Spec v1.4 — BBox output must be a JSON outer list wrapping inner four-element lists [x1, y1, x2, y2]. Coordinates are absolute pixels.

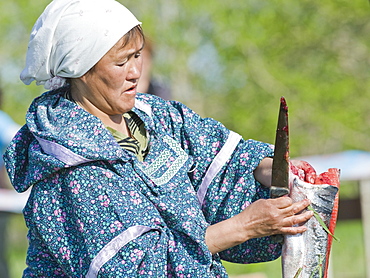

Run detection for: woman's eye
[[117, 52, 140, 66], [118, 59, 128, 66]]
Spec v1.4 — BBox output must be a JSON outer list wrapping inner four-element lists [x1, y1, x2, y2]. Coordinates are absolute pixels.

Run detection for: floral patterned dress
[[4, 88, 281, 277]]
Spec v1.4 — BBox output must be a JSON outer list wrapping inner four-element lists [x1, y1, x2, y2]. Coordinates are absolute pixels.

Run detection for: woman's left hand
[[290, 159, 317, 184], [254, 158, 317, 187]]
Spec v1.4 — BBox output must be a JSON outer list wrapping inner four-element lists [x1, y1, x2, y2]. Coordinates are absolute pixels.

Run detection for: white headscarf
[[20, 0, 141, 90]]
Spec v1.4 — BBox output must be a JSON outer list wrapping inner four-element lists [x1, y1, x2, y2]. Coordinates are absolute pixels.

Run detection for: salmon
[[282, 168, 340, 278]]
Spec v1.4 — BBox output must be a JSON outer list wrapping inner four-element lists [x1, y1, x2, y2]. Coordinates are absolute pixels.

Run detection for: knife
[[270, 96, 290, 199]]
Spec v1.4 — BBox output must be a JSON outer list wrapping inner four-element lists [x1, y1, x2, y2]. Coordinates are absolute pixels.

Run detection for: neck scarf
[[20, 0, 141, 90]]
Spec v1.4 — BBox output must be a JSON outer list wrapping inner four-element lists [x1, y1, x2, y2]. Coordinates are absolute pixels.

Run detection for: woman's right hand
[[236, 197, 313, 239], [205, 197, 313, 254]]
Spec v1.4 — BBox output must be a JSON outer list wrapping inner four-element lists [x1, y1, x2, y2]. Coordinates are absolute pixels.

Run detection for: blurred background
[[0, 0, 369, 277]]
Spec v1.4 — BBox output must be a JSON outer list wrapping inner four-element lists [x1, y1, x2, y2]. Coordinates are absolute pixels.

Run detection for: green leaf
[[294, 267, 303, 278], [307, 205, 340, 242]]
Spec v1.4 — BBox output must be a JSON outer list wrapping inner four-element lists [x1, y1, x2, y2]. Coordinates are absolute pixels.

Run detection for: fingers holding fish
[[269, 196, 309, 215], [274, 197, 313, 234], [235, 197, 313, 241], [279, 209, 314, 235], [281, 198, 310, 215], [272, 196, 293, 209]]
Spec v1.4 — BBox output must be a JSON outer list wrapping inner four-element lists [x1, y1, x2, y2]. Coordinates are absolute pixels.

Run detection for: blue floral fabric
[[4, 88, 281, 277]]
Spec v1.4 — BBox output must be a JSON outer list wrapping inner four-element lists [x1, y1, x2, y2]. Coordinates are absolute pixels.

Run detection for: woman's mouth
[[125, 85, 137, 94]]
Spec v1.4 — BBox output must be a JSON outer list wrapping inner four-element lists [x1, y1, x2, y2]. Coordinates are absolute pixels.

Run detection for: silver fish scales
[[282, 173, 339, 278]]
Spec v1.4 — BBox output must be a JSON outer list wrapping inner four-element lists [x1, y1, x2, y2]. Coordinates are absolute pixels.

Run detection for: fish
[[282, 168, 340, 278]]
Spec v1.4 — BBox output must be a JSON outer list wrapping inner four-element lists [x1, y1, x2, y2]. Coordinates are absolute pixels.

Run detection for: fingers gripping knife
[[270, 96, 290, 198], [270, 97, 290, 243]]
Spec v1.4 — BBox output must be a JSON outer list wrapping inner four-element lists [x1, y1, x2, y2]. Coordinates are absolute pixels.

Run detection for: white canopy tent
[[0, 188, 30, 213], [297, 150, 370, 181]]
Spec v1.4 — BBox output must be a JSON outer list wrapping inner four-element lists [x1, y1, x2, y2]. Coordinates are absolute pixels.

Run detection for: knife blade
[[270, 96, 290, 198]]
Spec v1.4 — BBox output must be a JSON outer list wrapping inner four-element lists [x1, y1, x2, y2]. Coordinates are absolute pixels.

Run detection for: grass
[[6, 215, 366, 278], [7, 213, 27, 278]]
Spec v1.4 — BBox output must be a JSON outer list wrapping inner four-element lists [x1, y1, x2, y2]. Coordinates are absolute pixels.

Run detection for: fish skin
[[282, 175, 339, 278], [317, 168, 340, 278]]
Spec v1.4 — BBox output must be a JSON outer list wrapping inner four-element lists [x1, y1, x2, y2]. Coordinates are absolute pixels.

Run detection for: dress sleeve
[[163, 100, 282, 263], [202, 139, 282, 263]]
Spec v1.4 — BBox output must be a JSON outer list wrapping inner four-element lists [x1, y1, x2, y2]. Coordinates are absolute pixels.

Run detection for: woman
[[5, 0, 315, 277]]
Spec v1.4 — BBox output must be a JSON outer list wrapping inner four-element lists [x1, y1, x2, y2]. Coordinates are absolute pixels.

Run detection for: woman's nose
[[127, 59, 142, 81]]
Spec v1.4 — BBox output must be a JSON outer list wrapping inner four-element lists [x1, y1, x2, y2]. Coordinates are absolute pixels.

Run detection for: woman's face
[[78, 35, 144, 116]]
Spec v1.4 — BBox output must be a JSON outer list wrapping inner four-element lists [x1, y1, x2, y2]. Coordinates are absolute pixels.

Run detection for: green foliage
[[129, 0, 369, 157], [1, 1, 369, 156], [0, 0, 49, 124]]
